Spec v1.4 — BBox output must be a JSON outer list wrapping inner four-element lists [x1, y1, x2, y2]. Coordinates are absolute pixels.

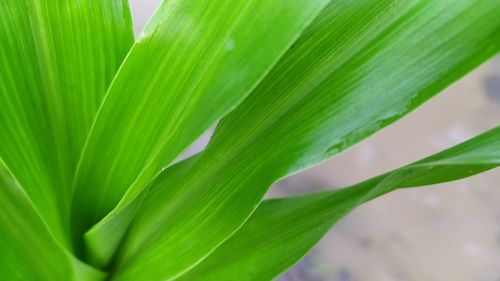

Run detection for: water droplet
[[225, 38, 235, 51]]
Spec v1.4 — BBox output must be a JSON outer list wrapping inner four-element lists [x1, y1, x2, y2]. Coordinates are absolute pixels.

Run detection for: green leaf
[[92, 0, 500, 280], [72, 0, 330, 250], [0, 162, 105, 281], [0, 0, 134, 246], [176, 126, 500, 281]]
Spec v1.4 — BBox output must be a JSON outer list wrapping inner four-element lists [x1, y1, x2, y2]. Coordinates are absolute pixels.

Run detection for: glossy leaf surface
[[93, 1, 500, 280], [0, 163, 105, 281], [71, 0, 330, 242], [178, 126, 500, 281], [0, 0, 134, 246]]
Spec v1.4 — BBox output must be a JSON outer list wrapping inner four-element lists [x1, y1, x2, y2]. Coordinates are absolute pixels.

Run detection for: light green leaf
[[0, 163, 105, 281], [72, 0, 330, 252], [176, 125, 500, 281], [0, 0, 134, 246], [93, 0, 500, 280]]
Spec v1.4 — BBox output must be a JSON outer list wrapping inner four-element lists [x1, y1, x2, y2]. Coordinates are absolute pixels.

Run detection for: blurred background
[[130, 2, 500, 280]]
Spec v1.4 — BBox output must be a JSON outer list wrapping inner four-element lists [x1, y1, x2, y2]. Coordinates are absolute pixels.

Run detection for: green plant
[[1, 0, 499, 280]]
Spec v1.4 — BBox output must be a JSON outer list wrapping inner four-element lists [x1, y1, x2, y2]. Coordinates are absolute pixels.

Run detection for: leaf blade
[[0, 0, 134, 246], [72, 0, 330, 254], [0, 163, 105, 281], [176, 126, 500, 281], [103, 0, 500, 279]]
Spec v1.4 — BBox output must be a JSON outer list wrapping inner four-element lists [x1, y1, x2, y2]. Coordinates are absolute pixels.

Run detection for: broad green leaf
[[0, 0, 134, 246], [176, 126, 500, 281], [0, 163, 105, 281], [96, 1, 500, 280], [72, 0, 330, 248]]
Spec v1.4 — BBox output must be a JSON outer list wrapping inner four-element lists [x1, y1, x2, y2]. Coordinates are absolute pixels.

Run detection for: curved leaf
[[176, 126, 500, 280], [0, 163, 105, 281], [96, 1, 500, 280], [0, 0, 134, 246], [71, 0, 331, 244]]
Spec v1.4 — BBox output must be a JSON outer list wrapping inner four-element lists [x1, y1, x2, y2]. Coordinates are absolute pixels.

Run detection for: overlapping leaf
[[1, 0, 498, 280], [88, 0, 500, 280], [177, 125, 500, 281], [71, 0, 330, 246], [0, 163, 105, 281], [0, 0, 134, 246]]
